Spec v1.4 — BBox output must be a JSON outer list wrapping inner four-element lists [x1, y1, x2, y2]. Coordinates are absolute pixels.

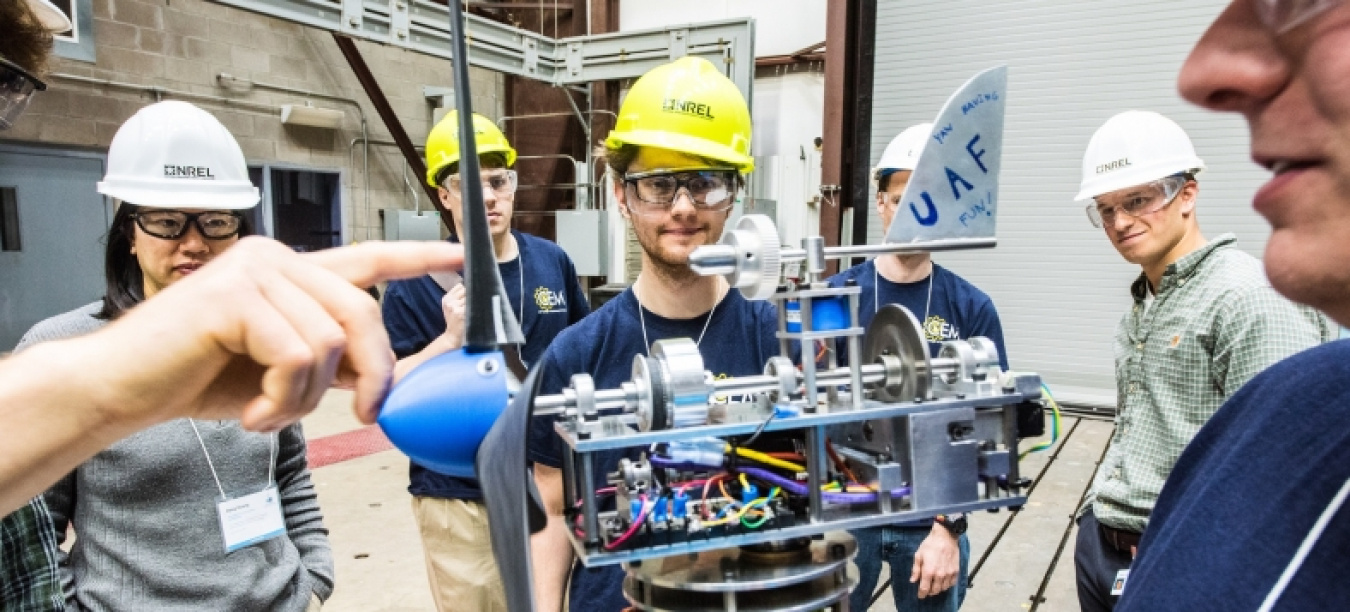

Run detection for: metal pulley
[[861, 304, 932, 402]]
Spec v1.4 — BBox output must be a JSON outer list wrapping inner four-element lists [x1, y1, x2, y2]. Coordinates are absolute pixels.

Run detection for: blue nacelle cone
[[378, 348, 510, 478]]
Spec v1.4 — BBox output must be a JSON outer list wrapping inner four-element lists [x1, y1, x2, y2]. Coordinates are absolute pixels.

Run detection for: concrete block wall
[[2, 0, 504, 243]]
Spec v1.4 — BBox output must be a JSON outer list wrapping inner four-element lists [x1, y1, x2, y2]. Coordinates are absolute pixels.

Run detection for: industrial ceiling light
[[280, 102, 345, 129]]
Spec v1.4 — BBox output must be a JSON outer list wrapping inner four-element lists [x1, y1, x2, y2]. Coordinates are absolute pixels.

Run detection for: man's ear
[[438, 186, 453, 206], [1179, 181, 1199, 216], [613, 178, 633, 222]]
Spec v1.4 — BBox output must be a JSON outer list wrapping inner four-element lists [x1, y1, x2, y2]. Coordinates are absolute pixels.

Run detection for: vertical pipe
[[847, 292, 864, 410], [807, 426, 826, 522], [802, 298, 818, 411], [580, 451, 600, 546]]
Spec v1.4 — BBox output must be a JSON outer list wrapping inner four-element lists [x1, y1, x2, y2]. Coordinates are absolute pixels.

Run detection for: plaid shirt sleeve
[[0, 498, 65, 611], [1213, 285, 1331, 396]]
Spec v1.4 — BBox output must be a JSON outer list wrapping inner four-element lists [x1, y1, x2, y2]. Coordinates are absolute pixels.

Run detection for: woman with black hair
[[14, 101, 334, 611]]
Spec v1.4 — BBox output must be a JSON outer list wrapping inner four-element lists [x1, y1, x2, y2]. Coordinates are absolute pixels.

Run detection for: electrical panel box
[[556, 209, 607, 277], [383, 209, 442, 242]]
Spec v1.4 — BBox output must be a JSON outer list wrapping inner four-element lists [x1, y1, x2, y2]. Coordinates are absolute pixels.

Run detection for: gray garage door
[[868, 1, 1272, 409]]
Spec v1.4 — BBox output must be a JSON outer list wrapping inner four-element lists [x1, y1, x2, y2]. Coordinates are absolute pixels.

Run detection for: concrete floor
[[304, 391, 1110, 612]]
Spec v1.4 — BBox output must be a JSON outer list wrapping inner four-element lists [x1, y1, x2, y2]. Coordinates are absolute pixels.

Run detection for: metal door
[[0, 147, 108, 351]]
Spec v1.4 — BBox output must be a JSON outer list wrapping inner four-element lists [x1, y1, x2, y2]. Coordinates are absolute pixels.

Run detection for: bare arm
[[531, 463, 574, 612], [0, 238, 464, 514], [393, 284, 466, 382]]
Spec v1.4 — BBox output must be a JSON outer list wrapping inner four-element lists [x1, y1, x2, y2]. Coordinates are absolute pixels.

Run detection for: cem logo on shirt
[[532, 286, 568, 314], [923, 315, 961, 343]]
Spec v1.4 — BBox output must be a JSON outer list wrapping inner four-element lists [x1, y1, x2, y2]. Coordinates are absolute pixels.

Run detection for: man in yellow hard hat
[[383, 111, 590, 612], [527, 56, 780, 611]]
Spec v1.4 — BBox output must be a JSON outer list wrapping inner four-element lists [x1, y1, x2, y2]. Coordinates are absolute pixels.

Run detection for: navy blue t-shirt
[[1117, 339, 1350, 612], [827, 260, 1009, 370], [383, 229, 590, 499], [528, 288, 779, 612]]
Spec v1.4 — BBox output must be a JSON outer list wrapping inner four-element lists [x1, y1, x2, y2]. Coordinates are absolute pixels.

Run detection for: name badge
[[1110, 569, 1130, 596], [216, 485, 286, 553]]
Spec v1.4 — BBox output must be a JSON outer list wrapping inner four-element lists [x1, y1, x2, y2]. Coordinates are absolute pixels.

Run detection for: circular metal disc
[[623, 532, 855, 593], [862, 304, 932, 401]]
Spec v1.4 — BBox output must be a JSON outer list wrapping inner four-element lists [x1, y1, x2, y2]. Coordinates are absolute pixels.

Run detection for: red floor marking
[[306, 425, 394, 469]]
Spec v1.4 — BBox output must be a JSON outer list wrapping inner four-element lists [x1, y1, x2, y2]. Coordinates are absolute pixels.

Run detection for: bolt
[[477, 358, 498, 376], [348, 16, 360, 26]]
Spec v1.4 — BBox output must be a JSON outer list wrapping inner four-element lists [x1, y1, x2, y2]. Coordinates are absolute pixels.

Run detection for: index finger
[[303, 241, 464, 288]]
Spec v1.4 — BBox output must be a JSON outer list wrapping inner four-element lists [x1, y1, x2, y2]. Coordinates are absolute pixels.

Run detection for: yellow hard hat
[[605, 56, 754, 174], [425, 111, 517, 187]]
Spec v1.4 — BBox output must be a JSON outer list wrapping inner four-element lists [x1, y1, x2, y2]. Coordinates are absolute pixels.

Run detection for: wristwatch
[[936, 513, 968, 536]]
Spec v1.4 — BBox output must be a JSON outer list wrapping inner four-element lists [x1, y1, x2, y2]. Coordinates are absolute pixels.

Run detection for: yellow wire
[[739, 473, 750, 489], [727, 445, 807, 473]]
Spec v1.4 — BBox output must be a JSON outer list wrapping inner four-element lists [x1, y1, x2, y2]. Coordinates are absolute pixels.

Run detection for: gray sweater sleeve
[[276, 423, 335, 601]]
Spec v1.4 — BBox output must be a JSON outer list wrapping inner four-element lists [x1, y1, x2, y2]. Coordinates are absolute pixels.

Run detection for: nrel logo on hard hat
[[661, 99, 715, 120], [163, 165, 216, 180], [1096, 158, 1131, 174]]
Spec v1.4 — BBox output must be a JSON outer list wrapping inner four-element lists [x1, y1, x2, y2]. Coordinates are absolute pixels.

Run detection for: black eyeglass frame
[[621, 167, 739, 214], [133, 210, 245, 240], [0, 55, 48, 93]]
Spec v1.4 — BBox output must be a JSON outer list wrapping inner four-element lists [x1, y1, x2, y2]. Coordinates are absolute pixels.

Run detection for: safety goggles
[[444, 169, 518, 197], [1087, 174, 1187, 229], [1254, 0, 1345, 33], [622, 168, 737, 216], [0, 55, 47, 131], [134, 210, 244, 240]]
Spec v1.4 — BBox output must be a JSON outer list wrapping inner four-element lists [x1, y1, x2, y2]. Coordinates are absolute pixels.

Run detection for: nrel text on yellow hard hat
[[605, 56, 754, 174], [425, 111, 517, 188]]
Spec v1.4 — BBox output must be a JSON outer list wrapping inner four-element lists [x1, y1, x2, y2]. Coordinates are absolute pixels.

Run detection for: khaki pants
[[412, 496, 508, 612]]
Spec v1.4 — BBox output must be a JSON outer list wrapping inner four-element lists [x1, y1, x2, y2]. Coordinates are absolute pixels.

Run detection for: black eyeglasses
[[0, 55, 48, 131], [622, 168, 737, 217], [134, 210, 244, 240]]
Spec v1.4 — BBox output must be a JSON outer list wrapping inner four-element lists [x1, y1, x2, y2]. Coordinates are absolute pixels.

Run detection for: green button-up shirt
[[1084, 234, 1331, 533]]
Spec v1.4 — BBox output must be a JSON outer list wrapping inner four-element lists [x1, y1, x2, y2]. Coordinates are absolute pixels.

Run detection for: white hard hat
[[25, 0, 72, 34], [1075, 110, 1205, 201], [874, 122, 934, 181], [98, 101, 259, 210]]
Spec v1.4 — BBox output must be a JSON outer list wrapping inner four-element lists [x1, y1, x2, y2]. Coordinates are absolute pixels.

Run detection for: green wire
[[1019, 383, 1062, 459]]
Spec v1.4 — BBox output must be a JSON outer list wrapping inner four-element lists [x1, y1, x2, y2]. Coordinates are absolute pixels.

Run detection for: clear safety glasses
[[1087, 174, 1187, 229], [623, 168, 737, 217], [135, 210, 244, 240], [445, 169, 518, 197], [1254, 0, 1345, 33], [0, 55, 47, 131]]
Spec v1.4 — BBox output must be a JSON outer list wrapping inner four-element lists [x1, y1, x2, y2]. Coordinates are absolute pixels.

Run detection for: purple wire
[[738, 466, 911, 504], [649, 456, 718, 471]]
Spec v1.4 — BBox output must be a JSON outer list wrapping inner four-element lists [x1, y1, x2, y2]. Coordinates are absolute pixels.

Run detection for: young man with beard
[[1117, 2, 1350, 609], [527, 56, 779, 611]]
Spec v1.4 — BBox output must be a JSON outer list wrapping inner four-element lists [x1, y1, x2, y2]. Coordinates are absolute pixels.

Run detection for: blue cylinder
[[811, 296, 849, 331], [377, 348, 509, 478], [652, 496, 669, 522], [785, 299, 802, 332], [630, 497, 644, 522]]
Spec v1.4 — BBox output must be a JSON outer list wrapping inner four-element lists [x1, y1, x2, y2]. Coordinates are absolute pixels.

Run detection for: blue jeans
[[849, 525, 970, 611]]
